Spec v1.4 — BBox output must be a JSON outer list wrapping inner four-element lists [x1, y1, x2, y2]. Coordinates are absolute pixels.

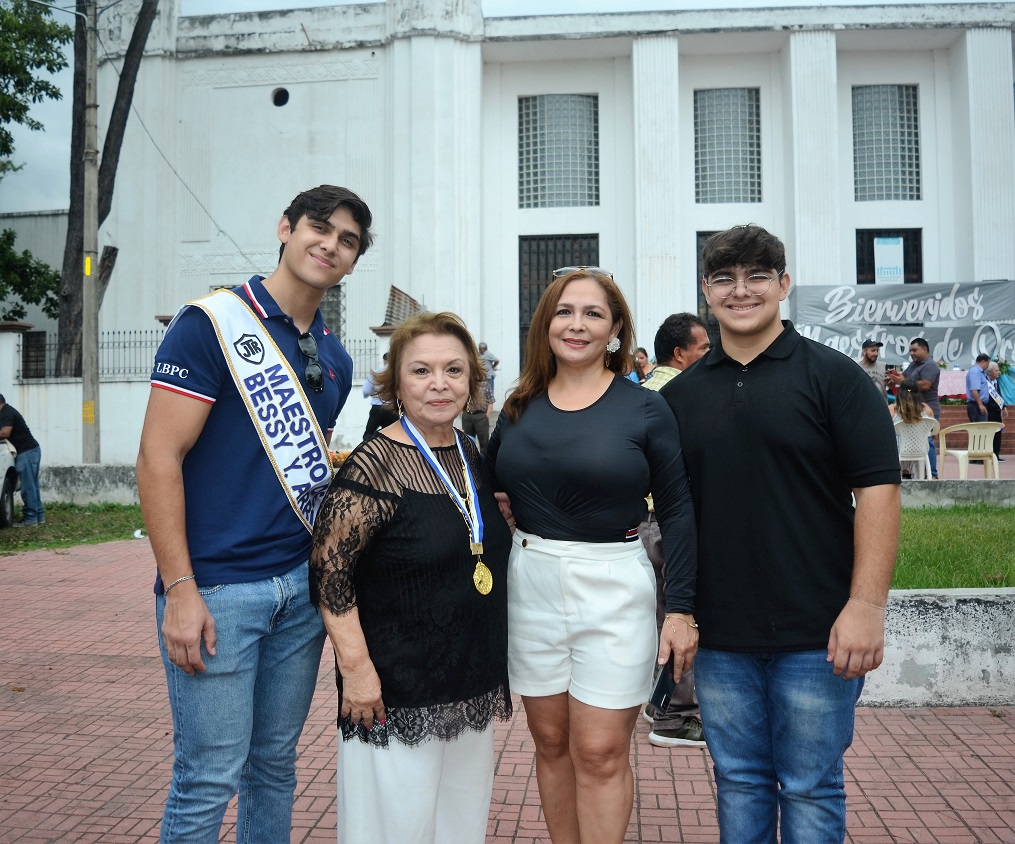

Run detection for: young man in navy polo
[[137, 185, 373, 841], [660, 224, 901, 843]]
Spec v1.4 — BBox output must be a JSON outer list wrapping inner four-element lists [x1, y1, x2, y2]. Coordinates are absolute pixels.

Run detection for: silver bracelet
[[164, 574, 197, 594]]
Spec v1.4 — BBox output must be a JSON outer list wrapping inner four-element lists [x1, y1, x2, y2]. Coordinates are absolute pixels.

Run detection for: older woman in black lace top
[[309, 312, 511, 844]]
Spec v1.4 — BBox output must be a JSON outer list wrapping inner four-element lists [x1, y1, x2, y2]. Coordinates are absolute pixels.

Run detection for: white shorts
[[507, 529, 657, 709]]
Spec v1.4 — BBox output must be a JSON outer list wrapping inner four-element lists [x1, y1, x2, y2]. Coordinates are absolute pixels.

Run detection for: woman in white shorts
[[485, 268, 698, 843]]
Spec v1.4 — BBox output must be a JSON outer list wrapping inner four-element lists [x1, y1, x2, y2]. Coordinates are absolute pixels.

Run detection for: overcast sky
[[0, 0, 997, 214]]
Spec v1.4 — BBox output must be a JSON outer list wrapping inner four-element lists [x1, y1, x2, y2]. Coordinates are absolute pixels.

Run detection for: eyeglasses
[[552, 266, 614, 280], [703, 270, 782, 299], [298, 332, 324, 393]]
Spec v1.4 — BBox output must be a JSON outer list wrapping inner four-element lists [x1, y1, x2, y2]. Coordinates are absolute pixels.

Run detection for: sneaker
[[648, 717, 706, 748], [641, 703, 656, 724], [13, 520, 39, 528]]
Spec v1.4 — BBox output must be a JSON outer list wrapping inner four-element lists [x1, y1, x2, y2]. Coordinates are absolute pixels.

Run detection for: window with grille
[[695, 231, 721, 345], [518, 95, 600, 209], [852, 85, 921, 201], [693, 88, 762, 204], [856, 229, 923, 284], [518, 234, 599, 362], [320, 284, 345, 340]]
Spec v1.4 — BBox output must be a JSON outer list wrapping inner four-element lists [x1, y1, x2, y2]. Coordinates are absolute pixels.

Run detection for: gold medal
[[473, 560, 493, 595]]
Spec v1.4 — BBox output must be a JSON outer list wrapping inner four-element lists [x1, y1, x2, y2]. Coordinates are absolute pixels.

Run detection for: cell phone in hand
[[649, 664, 677, 713]]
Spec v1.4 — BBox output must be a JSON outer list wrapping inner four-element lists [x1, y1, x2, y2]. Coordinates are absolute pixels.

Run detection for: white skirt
[[507, 529, 657, 709]]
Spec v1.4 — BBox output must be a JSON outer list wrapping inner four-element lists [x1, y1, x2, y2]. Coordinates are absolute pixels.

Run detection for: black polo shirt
[[660, 322, 900, 652]]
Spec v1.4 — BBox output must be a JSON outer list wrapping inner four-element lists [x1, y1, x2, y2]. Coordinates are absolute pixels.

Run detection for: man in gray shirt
[[888, 337, 940, 477], [857, 339, 888, 404]]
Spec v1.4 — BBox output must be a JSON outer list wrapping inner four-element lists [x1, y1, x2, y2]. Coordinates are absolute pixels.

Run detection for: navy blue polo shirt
[[150, 275, 352, 590], [660, 322, 901, 652]]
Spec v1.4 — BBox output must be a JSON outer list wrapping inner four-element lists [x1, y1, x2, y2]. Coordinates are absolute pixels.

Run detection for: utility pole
[[82, 0, 100, 463]]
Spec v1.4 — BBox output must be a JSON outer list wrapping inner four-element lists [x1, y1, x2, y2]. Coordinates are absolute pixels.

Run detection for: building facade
[[8, 0, 1015, 462]]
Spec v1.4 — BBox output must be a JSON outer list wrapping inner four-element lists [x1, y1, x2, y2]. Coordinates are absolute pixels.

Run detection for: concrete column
[[632, 34, 683, 338], [963, 28, 1015, 281], [787, 30, 840, 287], [386, 3, 483, 328]]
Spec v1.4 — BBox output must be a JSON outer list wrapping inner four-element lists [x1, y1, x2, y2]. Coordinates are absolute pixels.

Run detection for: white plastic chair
[[939, 422, 1003, 479], [894, 417, 940, 480]]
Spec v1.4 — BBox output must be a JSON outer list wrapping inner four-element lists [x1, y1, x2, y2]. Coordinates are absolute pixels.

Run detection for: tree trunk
[[96, 245, 118, 309], [56, 0, 159, 377], [55, 3, 86, 378]]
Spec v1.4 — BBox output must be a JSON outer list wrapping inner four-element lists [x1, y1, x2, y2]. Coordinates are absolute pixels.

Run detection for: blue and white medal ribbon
[[401, 416, 492, 594]]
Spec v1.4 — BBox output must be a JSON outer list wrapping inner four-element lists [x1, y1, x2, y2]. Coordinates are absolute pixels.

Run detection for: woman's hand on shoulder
[[340, 661, 386, 730]]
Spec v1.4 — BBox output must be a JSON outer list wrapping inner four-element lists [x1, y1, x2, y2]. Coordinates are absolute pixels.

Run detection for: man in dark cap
[[857, 339, 888, 403]]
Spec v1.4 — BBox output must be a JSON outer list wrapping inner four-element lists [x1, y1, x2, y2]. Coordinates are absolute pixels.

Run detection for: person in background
[[638, 313, 710, 750], [888, 338, 941, 478], [137, 184, 373, 842], [486, 266, 697, 844], [965, 353, 991, 423], [986, 362, 1007, 463], [627, 347, 655, 384], [461, 373, 495, 454], [362, 353, 399, 440], [478, 341, 500, 394], [857, 339, 888, 404], [0, 394, 44, 526], [309, 312, 511, 844], [661, 224, 900, 844]]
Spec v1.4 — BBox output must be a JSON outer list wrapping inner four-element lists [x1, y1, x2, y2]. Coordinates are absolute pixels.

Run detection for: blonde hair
[[895, 378, 925, 424]]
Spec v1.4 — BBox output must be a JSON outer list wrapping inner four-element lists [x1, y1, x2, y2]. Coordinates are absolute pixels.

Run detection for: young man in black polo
[[659, 224, 901, 843]]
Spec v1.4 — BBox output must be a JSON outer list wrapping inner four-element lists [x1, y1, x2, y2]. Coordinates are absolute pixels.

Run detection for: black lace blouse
[[309, 431, 511, 747]]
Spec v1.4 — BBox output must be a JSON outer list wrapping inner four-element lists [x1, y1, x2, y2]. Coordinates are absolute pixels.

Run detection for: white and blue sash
[[189, 289, 333, 531]]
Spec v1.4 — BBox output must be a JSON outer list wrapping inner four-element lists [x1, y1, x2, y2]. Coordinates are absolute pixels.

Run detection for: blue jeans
[[14, 445, 43, 523], [157, 562, 326, 843], [928, 407, 940, 476], [695, 648, 863, 844]]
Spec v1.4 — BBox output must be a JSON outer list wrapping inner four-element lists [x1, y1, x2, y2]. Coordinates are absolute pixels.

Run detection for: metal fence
[[18, 330, 165, 380], [18, 330, 379, 382]]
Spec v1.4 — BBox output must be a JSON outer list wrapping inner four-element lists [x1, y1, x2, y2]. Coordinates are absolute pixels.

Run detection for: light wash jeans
[[14, 445, 43, 523], [156, 561, 326, 843], [695, 648, 863, 844]]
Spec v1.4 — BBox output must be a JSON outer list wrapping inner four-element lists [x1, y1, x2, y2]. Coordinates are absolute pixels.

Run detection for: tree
[[0, 0, 73, 179], [0, 229, 61, 321], [56, 0, 158, 377]]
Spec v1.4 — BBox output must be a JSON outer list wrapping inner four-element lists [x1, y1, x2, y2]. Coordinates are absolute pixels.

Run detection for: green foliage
[[0, 0, 73, 171], [0, 228, 61, 320], [894, 505, 1015, 589], [1, 502, 144, 553]]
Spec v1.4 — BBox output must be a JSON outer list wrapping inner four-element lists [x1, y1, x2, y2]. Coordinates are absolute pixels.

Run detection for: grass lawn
[[893, 504, 1014, 589], [1, 503, 1013, 591], [1, 503, 145, 554]]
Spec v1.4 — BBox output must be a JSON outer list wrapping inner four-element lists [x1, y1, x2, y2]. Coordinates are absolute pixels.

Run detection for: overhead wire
[[94, 21, 263, 274]]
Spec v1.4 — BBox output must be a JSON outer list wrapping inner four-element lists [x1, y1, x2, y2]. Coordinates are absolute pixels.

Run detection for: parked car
[[1, 442, 19, 528]]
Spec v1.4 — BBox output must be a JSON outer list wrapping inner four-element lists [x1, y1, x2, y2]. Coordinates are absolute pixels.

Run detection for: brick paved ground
[[1, 539, 1013, 844]]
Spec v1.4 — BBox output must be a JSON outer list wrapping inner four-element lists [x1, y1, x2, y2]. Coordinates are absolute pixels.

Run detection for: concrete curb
[[864, 589, 1015, 707]]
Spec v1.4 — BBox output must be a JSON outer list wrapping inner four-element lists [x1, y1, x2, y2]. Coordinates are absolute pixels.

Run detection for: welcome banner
[[796, 321, 1015, 365], [791, 281, 1015, 327]]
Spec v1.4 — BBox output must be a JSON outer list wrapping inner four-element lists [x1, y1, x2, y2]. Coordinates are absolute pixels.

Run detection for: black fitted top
[[485, 376, 697, 613], [309, 431, 511, 747]]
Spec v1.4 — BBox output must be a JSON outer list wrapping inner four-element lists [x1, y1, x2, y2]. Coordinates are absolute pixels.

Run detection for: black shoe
[[997, 457, 1006, 462]]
